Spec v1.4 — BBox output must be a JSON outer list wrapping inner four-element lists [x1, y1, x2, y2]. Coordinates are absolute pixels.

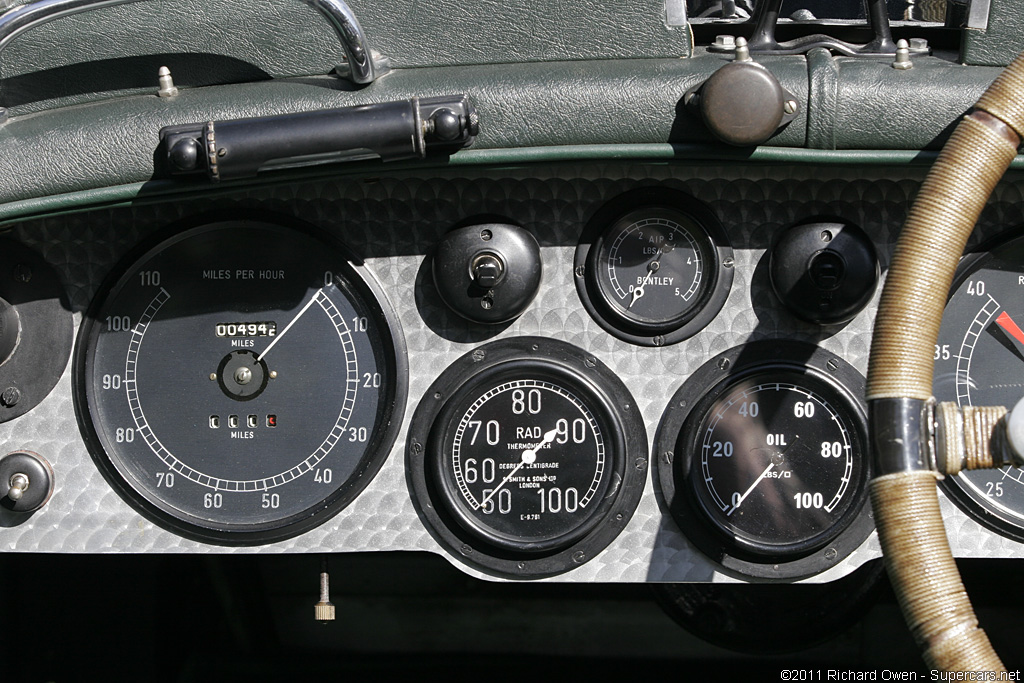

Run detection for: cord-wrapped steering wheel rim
[[867, 52, 1024, 672]]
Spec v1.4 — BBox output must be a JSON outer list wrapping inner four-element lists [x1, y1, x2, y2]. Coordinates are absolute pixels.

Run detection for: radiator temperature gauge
[[656, 342, 873, 579], [407, 338, 647, 578]]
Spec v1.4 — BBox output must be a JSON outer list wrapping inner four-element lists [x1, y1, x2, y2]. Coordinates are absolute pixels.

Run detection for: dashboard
[[3, 0, 1024, 676], [8, 158, 1021, 572]]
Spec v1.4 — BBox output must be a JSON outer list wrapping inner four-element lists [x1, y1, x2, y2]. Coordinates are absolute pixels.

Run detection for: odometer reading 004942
[[74, 220, 406, 544], [408, 338, 647, 577]]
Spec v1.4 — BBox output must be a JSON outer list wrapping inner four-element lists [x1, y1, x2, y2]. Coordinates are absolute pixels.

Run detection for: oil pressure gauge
[[407, 338, 646, 577], [575, 188, 733, 346], [656, 342, 873, 579]]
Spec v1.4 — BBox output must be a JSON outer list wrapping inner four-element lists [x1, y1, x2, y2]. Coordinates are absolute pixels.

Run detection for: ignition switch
[[432, 222, 541, 324], [769, 219, 879, 325]]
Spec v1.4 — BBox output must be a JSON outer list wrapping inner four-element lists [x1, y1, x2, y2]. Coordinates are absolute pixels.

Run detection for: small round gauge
[[575, 188, 733, 346], [656, 342, 873, 579], [407, 337, 646, 577], [74, 218, 407, 544], [935, 232, 1024, 541]]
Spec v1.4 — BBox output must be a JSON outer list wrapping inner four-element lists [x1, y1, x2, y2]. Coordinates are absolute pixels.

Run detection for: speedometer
[[73, 219, 406, 544]]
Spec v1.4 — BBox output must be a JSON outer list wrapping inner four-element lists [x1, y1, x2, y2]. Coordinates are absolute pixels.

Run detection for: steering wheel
[[867, 54, 1024, 671]]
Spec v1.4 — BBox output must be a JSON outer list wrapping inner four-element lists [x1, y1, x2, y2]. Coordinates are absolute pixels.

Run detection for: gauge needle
[[256, 288, 325, 362], [726, 435, 799, 516], [996, 311, 1024, 346], [628, 259, 660, 309], [522, 428, 558, 463], [727, 462, 775, 517], [479, 428, 558, 509], [987, 310, 1024, 364]]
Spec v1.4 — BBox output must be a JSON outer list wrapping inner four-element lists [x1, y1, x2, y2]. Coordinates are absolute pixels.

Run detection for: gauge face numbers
[[935, 235, 1024, 540], [656, 342, 872, 579], [440, 379, 609, 552], [575, 190, 733, 346], [694, 375, 860, 555], [74, 221, 405, 543], [408, 338, 647, 577]]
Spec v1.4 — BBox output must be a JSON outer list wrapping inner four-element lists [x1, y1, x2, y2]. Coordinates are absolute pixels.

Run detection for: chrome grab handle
[[0, 0, 387, 89]]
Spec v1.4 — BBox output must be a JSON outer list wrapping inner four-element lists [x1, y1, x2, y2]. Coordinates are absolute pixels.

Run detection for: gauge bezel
[[72, 215, 408, 546], [430, 370, 617, 554], [655, 341, 874, 580], [574, 187, 734, 347], [937, 230, 1024, 543], [406, 337, 647, 578]]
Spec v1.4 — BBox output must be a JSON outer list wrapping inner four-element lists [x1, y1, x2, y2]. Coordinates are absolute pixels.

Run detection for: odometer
[[407, 338, 647, 577], [73, 219, 406, 544], [215, 322, 277, 337]]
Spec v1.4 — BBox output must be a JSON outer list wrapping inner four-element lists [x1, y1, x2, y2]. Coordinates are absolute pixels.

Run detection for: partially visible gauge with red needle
[[934, 233, 1024, 540], [995, 311, 1024, 350]]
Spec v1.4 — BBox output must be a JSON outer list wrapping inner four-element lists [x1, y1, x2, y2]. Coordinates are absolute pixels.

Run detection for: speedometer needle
[[727, 462, 775, 516], [479, 428, 557, 509], [257, 288, 325, 362]]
